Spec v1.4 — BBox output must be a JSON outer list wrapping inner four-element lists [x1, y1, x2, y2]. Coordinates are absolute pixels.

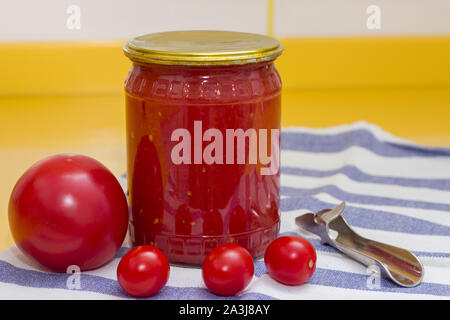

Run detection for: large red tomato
[[8, 154, 129, 272]]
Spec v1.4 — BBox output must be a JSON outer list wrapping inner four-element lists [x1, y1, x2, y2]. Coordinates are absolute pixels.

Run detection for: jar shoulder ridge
[[125, 62, 282, 103]]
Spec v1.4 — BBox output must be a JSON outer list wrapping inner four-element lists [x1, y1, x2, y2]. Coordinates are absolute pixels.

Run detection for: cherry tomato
[[8, 154, 129, 272], [202, 244, 254, 296], [264, 236, 316, 285], [117, 245, 170, 297]]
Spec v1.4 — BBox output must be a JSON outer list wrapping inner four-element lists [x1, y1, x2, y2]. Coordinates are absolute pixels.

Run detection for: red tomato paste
[[124, 31, 283, 264]]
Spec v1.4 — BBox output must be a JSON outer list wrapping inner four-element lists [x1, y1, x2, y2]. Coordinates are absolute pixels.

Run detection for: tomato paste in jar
[[123, 31, 283, 265]]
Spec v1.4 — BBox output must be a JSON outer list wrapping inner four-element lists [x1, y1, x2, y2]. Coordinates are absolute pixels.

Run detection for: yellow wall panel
[[277, 37, 450, 89], [0, 42, 130, 96], [2, 37, 450, 96]]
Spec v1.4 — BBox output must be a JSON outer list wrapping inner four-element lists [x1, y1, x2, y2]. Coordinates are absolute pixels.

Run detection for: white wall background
[[0, 0, 267, 41], [274, 0, 450, 37], [0, 0, 449, 41]]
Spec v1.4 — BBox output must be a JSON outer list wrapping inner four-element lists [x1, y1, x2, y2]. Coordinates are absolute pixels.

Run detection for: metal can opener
[[295, 202, 424, 287]]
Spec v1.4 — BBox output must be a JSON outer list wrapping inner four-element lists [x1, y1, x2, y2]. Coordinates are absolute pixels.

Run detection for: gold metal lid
[[123, 30, 284, 66]]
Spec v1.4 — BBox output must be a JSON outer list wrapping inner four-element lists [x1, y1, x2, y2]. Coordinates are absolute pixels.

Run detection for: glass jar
[[124, 31, 283, 265]]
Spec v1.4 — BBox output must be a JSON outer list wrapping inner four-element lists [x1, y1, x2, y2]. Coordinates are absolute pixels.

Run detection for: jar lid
[[123, 30, 284, 66]]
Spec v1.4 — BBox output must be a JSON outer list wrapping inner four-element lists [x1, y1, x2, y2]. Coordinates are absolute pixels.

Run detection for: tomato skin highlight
[[202, 244, 254, 296], [8, 154, 129, 272], [117, 245, 170, 297], [264, 236, 317, 285]]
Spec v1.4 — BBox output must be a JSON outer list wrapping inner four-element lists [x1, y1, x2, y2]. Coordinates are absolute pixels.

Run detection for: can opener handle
[[295, 202, 424, 287]]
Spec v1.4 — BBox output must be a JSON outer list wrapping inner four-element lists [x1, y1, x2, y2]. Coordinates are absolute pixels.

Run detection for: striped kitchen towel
[[0, 121, 449, 300]]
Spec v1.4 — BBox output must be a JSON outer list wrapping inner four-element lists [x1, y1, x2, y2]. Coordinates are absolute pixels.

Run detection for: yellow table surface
[[1, 87, 450, 251]]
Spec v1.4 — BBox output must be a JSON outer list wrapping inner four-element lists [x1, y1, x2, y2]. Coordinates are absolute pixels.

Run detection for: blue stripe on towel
[[277, 232, 450, 258], [0, 260, 274, 300], [253, 261, 450, 297], [282, 130, 450, 157], [280, 196, 450, 236], [282, 166, 450, 191], [281, 185, 450, 212]]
